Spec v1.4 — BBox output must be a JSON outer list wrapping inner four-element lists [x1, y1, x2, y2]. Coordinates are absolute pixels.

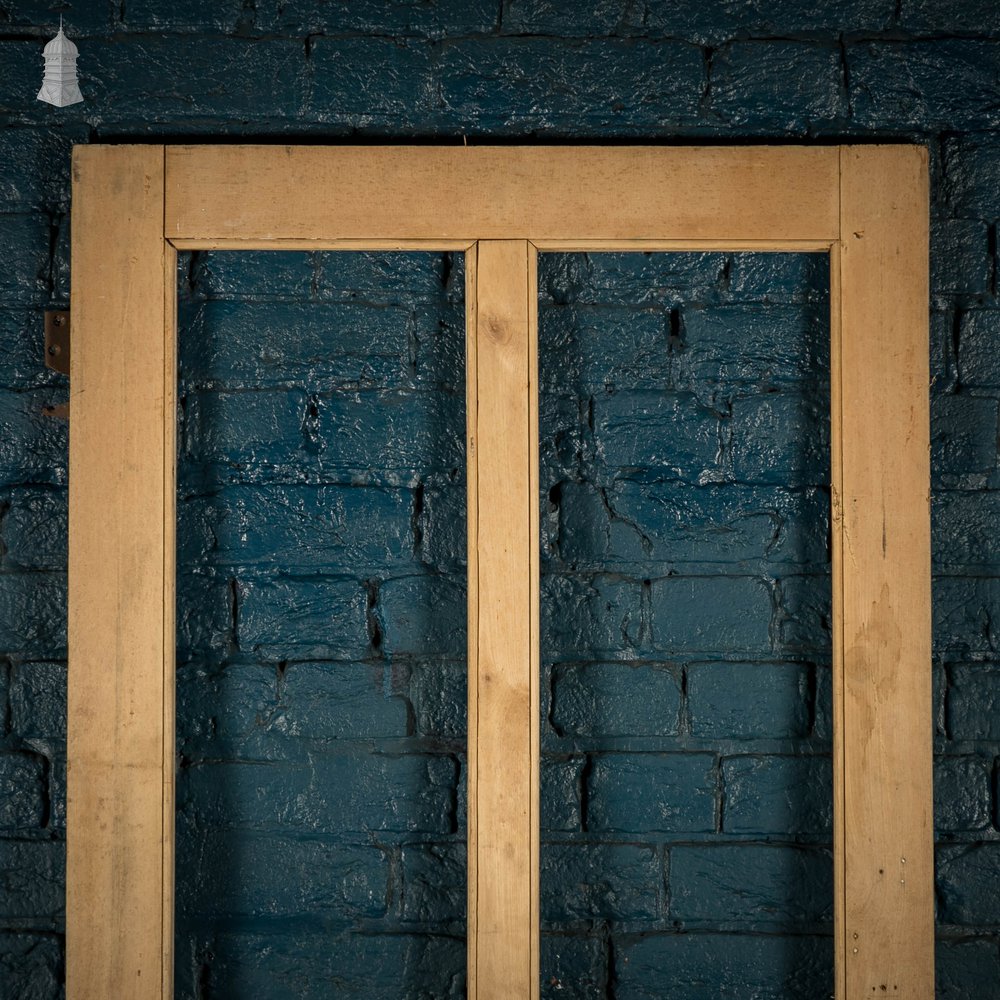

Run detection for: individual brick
[[550, 662, 681, 738], [687, 662, 811, 740], [710, 42, 845, 131], [0, 752, 46, 830], [934, 757, 992, 833], [190, 250, 315, 300], [729, 392, 829, 487], [377, 574, 466, 657], [176, 830, 388, 920], [957, 309, 1000, 390], [309, 38, 437, 124], [934, 581, 1000, 659], [772, 574, 831, 655], [540, 933, 606, 999], [933, 490, 1000, 571], [931, 219, 992, 297], [0, 128, 83, 210], [541, 756, 584, 832], [2, 488, 66, 571], [931, 394, 999, 487], [849, 41, 1000, 131], [180, 930, 464, 1000], [591, 390, 722, 481], [541, 842, 663, 924], [0, 44, 47, 116], [119, 0, 249, 32], [257, 0, 498, 37], [408, 659, 467, 739], [500, 0, 627, 37], [670, 844, 832, 927], [0, 574, 66, 659], [0, 841, 63, 920], [180, 301, 418, 389], [177, 485, 415, 572], [0, 932, 62, 1000], [541, 574, 644, 657], [399, 842, 465, 924], [937, 844, 1000, 925], [613, 932, 833, 999], [649, 576, 772, 655], [0, 390, 68, 486], [943, 135, 1000, 220], [0, 310, 62, 390], [439, 38, 706, 129], [898, 0, 1000, 35], [722, 755, 832, 836], [176, 662, 278, 744], [418, 478, 467, 571], [936, 937, 1000, 999], [178, 752, 457, 835], [236, 577, 369, 660], [175, 574, 235, 660], [947, 665, 1000, 741], [586, 753, 717, 833], [724, 252, 830, 305]]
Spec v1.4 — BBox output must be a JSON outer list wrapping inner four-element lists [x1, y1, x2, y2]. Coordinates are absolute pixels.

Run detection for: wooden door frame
[[68, 144, 933, 999]]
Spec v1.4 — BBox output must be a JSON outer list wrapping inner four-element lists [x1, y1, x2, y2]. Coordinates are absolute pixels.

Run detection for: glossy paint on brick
[[0, 2, 998, 997]]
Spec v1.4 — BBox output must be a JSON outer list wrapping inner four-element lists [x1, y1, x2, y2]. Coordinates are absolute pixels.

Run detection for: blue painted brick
[[120, 0, 248, 32], [500, 0, 627, 37], [947, 665, 1000, 740], [378, 574, 466, 657], [670, 844, 832, 927], [236, 577, 369, 660], [0, 390, 68, 486], [0, 128, 81, 210], [418, 479, 467, 571], [81, 39, 307, 121], [408, 659, 467, 738], [258, 0, 498, 37], [937, 845, 1000, 925], [933, 490, 1000, 570], [2, 488, 66, 571], [0, 310, 61, 389], [729, 392, 829, 487], [943, 135, 1000, 220], [899, 0, 999, 35], [592, 390, 721, 480], [675, 305, 828, 387], [0, 753, 45, 830], [541, 843, 663, 924], [957, 309, 1000, 390], [936, 937, 1000, 999], [181, 301, 418, 389], [934, 757, 992, 833], [557, 482, 828, 571], [722, 755, 832, 836], [849, 42, 1000, 131], [931, 219, 992, 297], [0, 841, 63, 920], [724, 252, 830, 305], [177, 830, 388, 920], [710, 42, 845, 131], [315, 251, 452, 302], [439, 39, 706, 129], [309, 39, 436, 124], [0, 574, 66, 659], [0, 216, 49, 306], [540, 392, 590, 484], [773, 574, 830, 655], [540, 933, 606, 999], [181, 931, 464, 1000], [931, 394, 998, 488], [541, 252, 725, 307], [649, 576, 772, 655], [178, 485, 415, 571], [400, 842, 465, 924], [587, 753, 717, 833], [541, 756, 583, 831], [613, 932, 833, 1000], [2, 2, 114, 34], [0, 932, 62, 1000], [688, 662, 812, 740], [0, 43, 46, 115], [935, 581, 1000, 658], [550, 662, 681, 738], [47, 756, 64, 833], [191, 251, 315, 300], [176, 574, 233, 659], [176, 662, 276, 744], [541, 574, 643, 656], [179, 753, 456, 834]]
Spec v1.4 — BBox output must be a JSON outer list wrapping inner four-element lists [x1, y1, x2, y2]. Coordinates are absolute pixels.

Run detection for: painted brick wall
[[0, 1, 999, 997]]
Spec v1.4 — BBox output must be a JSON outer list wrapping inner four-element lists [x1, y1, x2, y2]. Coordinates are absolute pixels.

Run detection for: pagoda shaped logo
[[37, 20, 83, 107]]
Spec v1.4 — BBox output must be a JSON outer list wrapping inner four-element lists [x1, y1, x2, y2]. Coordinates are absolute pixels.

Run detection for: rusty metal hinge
[[43, 310, 70, 420]]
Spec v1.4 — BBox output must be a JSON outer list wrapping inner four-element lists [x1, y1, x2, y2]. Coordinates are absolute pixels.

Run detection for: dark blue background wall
[[1, 1, 999, 997]]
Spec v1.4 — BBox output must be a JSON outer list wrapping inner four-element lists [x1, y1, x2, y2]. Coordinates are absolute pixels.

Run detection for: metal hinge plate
[[44, 310, 70, 376]]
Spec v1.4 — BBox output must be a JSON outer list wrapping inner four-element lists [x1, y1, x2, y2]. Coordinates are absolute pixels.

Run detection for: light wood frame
[[68, 145, 932, 999]]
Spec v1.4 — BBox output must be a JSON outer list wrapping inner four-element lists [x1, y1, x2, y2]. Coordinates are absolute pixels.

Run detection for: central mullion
[[466, 240, 540, 1000]]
